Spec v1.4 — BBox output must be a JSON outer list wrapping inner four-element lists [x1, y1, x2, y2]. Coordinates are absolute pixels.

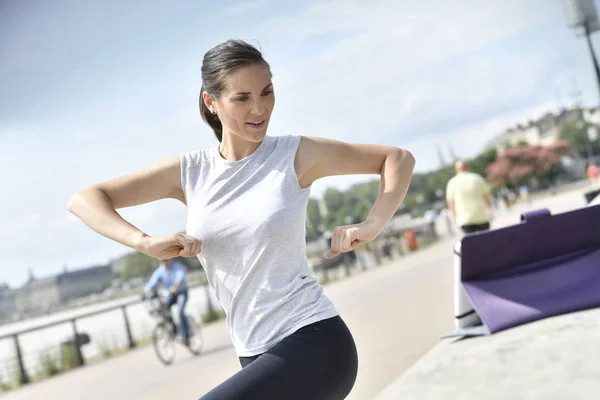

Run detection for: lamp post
[[563, 0, 600, 104], [588, 125, 598, 161]]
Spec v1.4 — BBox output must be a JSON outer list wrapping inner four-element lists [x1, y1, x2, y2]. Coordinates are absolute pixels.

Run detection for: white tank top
[[180, 134, 338, 357]]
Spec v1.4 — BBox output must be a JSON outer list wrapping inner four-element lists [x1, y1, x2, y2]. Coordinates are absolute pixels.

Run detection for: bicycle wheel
[[185, 316, 204, 356], [152, 323, 176, 365]]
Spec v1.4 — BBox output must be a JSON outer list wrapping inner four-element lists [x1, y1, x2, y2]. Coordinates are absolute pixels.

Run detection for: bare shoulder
[[294, 135, 414, 188]]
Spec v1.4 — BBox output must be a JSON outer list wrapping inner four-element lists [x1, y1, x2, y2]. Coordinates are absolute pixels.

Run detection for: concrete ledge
[[376, 307, 600, 400]]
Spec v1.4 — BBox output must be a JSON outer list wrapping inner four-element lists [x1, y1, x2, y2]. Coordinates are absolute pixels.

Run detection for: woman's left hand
[[326, 218, 384, 259]]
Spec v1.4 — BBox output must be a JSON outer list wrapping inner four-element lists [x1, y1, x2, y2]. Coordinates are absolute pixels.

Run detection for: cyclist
[[145, 258, 190, 346]]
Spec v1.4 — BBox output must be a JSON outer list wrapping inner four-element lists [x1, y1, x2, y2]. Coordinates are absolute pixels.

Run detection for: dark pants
[[461, 222, 490, 234], [166, 290, 189, 340], [199, 316, 358, 400]]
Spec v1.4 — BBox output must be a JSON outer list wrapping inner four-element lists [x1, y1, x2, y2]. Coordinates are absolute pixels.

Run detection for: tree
[[559, 121, 600, 158], [486, 142, 571, 187], [177, 256, 204, 271], [515, 139, 529, 147], [306, 198, 322, 232], [351, 200, 370, 224], [470, 148, 497, 178], [116, 252, 204, 281], [323, 188, 345, 214], [118, 252, 159, 280], [406, 166, 454, 205], [305, 225, 319, 242]]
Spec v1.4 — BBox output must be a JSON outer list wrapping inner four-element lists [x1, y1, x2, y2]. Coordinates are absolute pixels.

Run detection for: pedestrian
[[588, 163, 599, 188], [445, 160, 492, 234]]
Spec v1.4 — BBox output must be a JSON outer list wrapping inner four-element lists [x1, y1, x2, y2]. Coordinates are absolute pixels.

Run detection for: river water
[[0, 284, 220, 380]]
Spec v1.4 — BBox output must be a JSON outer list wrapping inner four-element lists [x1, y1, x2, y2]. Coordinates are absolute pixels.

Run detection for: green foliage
[[559, 121, 600, 157], [306, 198, 323, 239], [305, 225, 319, 242], [98, 339, 114, 359], [118, 252, 160, 280], [406, 166, 455, 205], [515, 139, 529, 147], [176, 256, 203, 271], [400, 193, 421, 211], [323, 188, 345, 214], [38, 350, 61, 378], [319, 186, 374, 232], [0, 363, 18, 390], [470, 148, 498, 177], [352, 200, 370, 223], [0, 373, 10, 391], [307, 199, 322, 227], [201, 308, 226, 324]]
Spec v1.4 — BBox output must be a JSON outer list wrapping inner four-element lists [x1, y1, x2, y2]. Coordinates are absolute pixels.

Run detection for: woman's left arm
[[295, 136, 416, 259]]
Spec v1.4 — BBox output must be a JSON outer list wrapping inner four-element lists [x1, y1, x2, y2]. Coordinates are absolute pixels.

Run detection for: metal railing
[[0, 281, 216, 387]]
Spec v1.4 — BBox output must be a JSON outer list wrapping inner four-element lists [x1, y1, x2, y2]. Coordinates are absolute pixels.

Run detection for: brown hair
[[199, 40, 272, 142]]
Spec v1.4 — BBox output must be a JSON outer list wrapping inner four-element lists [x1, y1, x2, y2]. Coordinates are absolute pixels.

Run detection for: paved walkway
[[376, 307, 600, 400], [376, 186, 597, 399]]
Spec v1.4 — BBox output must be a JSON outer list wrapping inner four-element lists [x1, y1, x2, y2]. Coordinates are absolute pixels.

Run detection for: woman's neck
[[218, 132, 263, 161]]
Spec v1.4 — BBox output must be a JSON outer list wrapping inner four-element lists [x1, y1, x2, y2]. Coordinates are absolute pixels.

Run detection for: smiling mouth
[[246, 120, 265, 128]]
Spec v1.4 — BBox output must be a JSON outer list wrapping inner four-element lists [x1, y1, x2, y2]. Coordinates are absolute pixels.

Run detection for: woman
[[68, 39, 415, 399]]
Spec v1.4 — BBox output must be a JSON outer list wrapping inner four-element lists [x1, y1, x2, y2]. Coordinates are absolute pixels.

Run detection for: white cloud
[[398, 100, 560, 175], [263, 0, 560, 160], [0, 214, 41, 238], [224, 0, 269, 14]]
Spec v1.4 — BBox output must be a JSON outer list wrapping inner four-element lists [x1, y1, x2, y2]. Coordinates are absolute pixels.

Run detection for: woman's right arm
[[67, 155, 200, 259]]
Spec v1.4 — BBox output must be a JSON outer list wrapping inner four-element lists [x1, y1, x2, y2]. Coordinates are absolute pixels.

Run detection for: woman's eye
[[236, 96, 248, 102], [262, 90, 274, 96]]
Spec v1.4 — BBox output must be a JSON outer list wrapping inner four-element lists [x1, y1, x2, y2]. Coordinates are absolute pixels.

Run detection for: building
[[57, 265, 113, 304], [487, 107, 596, 152], [13, 265, 113, 316], [0, 283, 16, 321], [15, 275, 61, 315]]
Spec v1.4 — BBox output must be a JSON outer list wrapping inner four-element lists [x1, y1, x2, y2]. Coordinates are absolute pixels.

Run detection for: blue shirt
[[145, 261, 188, 292]]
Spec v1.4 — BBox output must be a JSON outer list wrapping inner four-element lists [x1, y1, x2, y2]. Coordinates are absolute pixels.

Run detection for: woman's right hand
[[141, 232, 202, 260]]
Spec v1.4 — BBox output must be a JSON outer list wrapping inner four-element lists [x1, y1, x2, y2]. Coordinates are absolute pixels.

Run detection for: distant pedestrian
[[519, 184, 530, 204], [588, 164, 599, 188], [423, 209, 438, 240], [446, 160, 492, 234], [439, 208, 455, 237]]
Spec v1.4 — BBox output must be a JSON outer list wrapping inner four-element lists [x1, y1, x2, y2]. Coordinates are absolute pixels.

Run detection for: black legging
[[461, 222, 490, 234], [199, 316, 358, 400]]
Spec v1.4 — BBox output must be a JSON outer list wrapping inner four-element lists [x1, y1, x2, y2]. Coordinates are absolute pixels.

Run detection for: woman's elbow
[[67, 190, 82, 214], [67, 186, 100, 214], [395, 148, 415, 171]]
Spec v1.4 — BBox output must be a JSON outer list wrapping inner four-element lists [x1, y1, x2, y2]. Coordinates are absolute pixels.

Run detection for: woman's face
[[208, 63, 274, 144]]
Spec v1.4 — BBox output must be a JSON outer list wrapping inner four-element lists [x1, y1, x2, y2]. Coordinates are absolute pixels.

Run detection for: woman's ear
[[202, 91, 215, 113]]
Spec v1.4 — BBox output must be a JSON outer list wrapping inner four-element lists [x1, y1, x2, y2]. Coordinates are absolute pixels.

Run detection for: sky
[[1, 0, 600, 287]]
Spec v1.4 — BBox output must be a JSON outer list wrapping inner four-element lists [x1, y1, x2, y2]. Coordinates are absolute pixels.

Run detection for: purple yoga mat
[[460, 204, 600, 334]]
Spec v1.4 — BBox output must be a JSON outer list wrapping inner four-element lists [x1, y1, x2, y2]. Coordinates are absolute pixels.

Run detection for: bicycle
[[142, 288, 204, 365]]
